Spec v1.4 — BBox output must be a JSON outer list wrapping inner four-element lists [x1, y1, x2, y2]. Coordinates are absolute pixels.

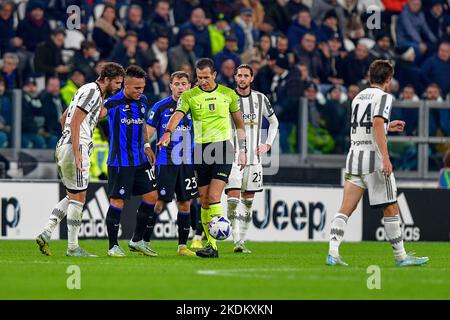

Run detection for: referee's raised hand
[[157, 131, 171, 148]]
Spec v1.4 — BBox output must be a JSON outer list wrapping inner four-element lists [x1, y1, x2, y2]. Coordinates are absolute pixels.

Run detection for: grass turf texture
[[0, 240, 448, 300]]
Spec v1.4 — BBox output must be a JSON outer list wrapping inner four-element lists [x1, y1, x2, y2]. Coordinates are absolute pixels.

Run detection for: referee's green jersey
[[176, 84, 240, 144]]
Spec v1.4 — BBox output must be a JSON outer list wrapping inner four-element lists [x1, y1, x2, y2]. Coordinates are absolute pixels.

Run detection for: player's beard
[[238, 83, 249, 90]]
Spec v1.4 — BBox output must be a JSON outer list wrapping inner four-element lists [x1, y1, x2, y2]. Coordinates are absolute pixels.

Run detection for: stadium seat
[[64, 29, 85, 50]]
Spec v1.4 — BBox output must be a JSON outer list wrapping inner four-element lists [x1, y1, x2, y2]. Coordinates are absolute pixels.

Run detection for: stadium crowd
[[0, 0, 449, 161]]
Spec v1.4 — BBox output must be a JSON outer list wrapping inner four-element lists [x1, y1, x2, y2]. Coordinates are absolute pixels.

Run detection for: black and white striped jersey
[[58, 82, 103, 147], [233, 90, 275, 165], [345, 87, 393, 175]]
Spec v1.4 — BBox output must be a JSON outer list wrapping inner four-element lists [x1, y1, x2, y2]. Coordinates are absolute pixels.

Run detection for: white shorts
[[55, 143, 91, 192], [226, 163, 263, 193], [345, 170, 397, 207]]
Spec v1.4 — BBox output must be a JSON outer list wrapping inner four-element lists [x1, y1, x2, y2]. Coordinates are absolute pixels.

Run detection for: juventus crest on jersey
[[345, 87, 393, 175], [58, 82, 104, 147], [234, 90, 275, 165]]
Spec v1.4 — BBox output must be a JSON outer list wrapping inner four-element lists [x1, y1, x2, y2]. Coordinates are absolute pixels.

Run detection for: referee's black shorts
[[194, 140, 234, 187]]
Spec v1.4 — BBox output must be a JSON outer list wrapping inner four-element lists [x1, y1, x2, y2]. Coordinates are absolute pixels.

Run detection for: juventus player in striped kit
[[225, 64, 279, 253], [36, 63, 125, 257], [326, 60, 429, 267]]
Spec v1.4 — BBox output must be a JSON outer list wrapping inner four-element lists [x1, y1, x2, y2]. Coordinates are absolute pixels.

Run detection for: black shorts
[[108, 162, 157, 199], [193, 141, 234, 187], [155, 164, 198, 202]]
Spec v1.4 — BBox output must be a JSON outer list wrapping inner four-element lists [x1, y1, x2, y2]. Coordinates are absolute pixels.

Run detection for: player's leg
[[105, 166, 133, 257], [190, 198, 204, 249], [225, 163, 242, 245], [237, 164, 263, 253], [375, 173, 429, 266], [174, 165, 198, 256], [176, 200, 197, 256], [238, 191, 255, 253], [326, 177, 365, 266], [128, 163, 158, 256]]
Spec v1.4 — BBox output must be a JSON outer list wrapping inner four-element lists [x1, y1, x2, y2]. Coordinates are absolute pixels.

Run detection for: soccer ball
[[208, 216, 231, 240]]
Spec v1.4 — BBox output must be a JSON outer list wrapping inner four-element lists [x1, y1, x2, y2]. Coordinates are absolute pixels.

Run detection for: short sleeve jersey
[[176, 84, 239, 144]]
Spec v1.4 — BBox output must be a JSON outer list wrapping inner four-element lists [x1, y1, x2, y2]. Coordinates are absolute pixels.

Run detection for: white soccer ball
[[208, 216, 231, 240]]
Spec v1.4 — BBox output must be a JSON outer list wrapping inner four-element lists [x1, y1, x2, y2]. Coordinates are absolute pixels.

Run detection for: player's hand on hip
[[145, 147, 156, 165], [157, 132, 171, 148], [389, 120, 406, 133], [382, 157, 393, 177], [256, 144, 271, 156], [238, 151, 247, 171]]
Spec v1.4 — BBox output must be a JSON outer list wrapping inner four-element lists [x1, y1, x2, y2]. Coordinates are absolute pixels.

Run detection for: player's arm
[[373, 117, 392, 176], [144, 124, 156, 165], [257, 97, 279, 155], [99, 106, 108, 119], [71, 107, 88, 171], [231, 110, 247, 170], [158, 94, 189, 147], [60, 108, 68, 130]]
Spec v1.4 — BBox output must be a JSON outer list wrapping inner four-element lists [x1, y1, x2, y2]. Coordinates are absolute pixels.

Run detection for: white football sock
[[239, 198, 253, 242], [227, 197, 240, 243], [328, 213, 348, 257], [43, 197, 70, 238], [67, 200, 84, 251], [383, 215, 407, 261]]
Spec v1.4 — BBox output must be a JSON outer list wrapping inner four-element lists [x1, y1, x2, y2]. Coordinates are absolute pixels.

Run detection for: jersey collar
[[199, 83, 218, 93], [235, 89, 252, 97]]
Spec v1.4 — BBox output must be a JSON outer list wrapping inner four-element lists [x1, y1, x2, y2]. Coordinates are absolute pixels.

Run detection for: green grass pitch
[[0, 240, 449, 300]]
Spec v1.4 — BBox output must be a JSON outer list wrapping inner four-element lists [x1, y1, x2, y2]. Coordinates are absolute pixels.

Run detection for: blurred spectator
[[168, 30, 197, 74], [242, 0, 265, 29], [34, 29, 69, 80], [345, 15, 366, 46], [395, 46, 422, 93], [230, 7, 259, 54], [1, 53, 22, 90], [370, 32, 395, 61], [288, 8, 321, 50], [124, 4, 152, 51], [397, 84, 420, 136], [438, 149, 450, 188], [253, 50, 276, 95], [320, 34, 345, 85], [214, 34, 241, 72], [293, 33, 325, 83], [288, 0, 309, 18], [21, 77, 46, 149], [342, 43, 372, 86], [0, 76, 12, 147], [424, 83, 442, 136], [178, 8, 212, 58], [109, 31, 148, 69], [271, 56, 303, 153], [208, 17, 229, 57], [145, 34, 169, 75], [60, 69, 86, 107], [381, 0, 408, 13], [16, 1, 52, 52], [40, 77, 66, 142], [396, 0, 437, 62], [144, 59, 167, 106], [0, 0, 16, 56], [216, 58, 236, 88], [311, 0, 347, 34], [149, 0, 174, 46], [70, 40, 99, 82], [340, 83, 360, 111], [318, 10, 341, 43], [424, 0, 448, 41], [421, 41, 450, 96], [322, 85, 348, 153], [178, 63, 194, 82], [240, 33, 271, 65], [93, 4, 126, 59], [271, 34, 296, 66], [173, 0, 213, 26], [260, 0, 291, 34]]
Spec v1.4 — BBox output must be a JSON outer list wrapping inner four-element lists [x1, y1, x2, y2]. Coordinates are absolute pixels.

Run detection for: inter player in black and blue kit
[[145, 71, 198, 256], [103, 65, 158, 257]]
